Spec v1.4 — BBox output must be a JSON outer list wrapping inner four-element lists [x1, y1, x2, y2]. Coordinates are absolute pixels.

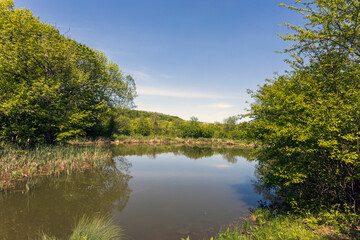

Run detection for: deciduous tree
[[246, 0, 360, 211], [0, 0, 136, 143]]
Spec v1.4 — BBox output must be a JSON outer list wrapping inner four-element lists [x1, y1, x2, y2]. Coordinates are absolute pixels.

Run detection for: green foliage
[[223, 116, 237, 133], [304, 204, 360, 236], [114, 116, 132, 136], [101, 109, 247, 141], [133, 117, 151, 136], [201, 124, 215, 138], [180, 121, 216, 139], [185, 208, 345, 240], [180, 122, 202, 138], [245, 0, 360, 212], [0, 1, 136, 144], [120, 109, 182, 122], [279, 0, 360, 67]]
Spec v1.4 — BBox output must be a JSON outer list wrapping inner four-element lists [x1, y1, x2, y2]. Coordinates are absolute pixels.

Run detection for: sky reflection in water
[[0, 145, 261, 240], [111, 145, 261, 240]]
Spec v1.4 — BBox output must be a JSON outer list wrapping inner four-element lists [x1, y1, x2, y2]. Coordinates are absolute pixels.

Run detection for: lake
[[0, 144, 261, 240]]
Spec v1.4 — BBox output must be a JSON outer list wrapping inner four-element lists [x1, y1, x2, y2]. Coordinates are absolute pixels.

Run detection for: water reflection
[[0, 144, 260, 240], [110, 144, 260, 240], [0, 157, 132, 240], [111, 144, 257, 162], [252, 148, 328, 211]]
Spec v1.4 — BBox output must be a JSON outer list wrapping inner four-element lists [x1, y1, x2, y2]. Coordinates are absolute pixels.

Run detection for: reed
[[0, 144, 111, 192]]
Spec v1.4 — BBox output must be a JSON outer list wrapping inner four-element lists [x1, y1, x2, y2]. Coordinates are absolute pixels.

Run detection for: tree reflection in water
[[111, 144, 257, 163], [0, 156, 132, 240], [0, 144, 259, 240]]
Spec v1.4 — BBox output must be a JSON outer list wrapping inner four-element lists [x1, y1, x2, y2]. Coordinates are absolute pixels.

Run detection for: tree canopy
[[246, 0, 360, 212], [0, 0, 136, 144]]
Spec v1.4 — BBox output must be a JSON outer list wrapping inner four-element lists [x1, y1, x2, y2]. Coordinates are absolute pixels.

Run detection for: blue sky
[[14, 0, 301, 123]]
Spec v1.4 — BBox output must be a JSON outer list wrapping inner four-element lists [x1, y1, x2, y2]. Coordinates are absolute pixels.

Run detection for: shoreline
[[0, 141, 253, 193], [68, 138, 255, 147]]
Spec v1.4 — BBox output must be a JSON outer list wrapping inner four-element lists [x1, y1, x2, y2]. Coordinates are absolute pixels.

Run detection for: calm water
[[0, 144, 261, 240]]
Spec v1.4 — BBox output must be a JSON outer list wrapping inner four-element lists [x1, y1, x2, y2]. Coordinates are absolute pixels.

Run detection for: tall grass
[[0, 144, 111, 192], [39, 216, 123, 240], [234, 208, 324, 240], [70, 216, 123, 240]]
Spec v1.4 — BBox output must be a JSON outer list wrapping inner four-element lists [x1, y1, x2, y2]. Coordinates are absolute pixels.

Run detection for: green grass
[[112, 134, 129, 141], [0, 144, 111, 192], [183, 208, 356, 240], [39, 216, 123, 240]]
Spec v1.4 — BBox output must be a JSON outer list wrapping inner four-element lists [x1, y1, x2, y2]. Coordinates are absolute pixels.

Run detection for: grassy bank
[[0, 144, 111, 192], [183, 208, 359, 240], [68, 135, 254, 147]]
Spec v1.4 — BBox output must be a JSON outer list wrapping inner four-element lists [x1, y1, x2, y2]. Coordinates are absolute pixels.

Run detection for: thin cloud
[[200, 103, 234, 109], [129, 70, 155, 82], [137, 86, 225, 99], [211, 103, 234, 109], [129, 70, 176, 82]]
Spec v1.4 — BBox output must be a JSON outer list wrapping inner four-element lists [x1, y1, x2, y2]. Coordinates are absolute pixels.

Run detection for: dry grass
[[0, 144, 111, 192], [70, 136, 254, 147]]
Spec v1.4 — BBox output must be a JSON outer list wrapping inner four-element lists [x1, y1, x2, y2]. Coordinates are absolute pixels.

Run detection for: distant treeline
[[91, 108, 249, 141]]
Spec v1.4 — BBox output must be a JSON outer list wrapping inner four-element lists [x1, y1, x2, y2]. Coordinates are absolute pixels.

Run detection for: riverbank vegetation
[[184, 208, 357, 240], [0, 144, 112, 192], [0, 0, 135, 193], [246, 0, 360, 214]]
